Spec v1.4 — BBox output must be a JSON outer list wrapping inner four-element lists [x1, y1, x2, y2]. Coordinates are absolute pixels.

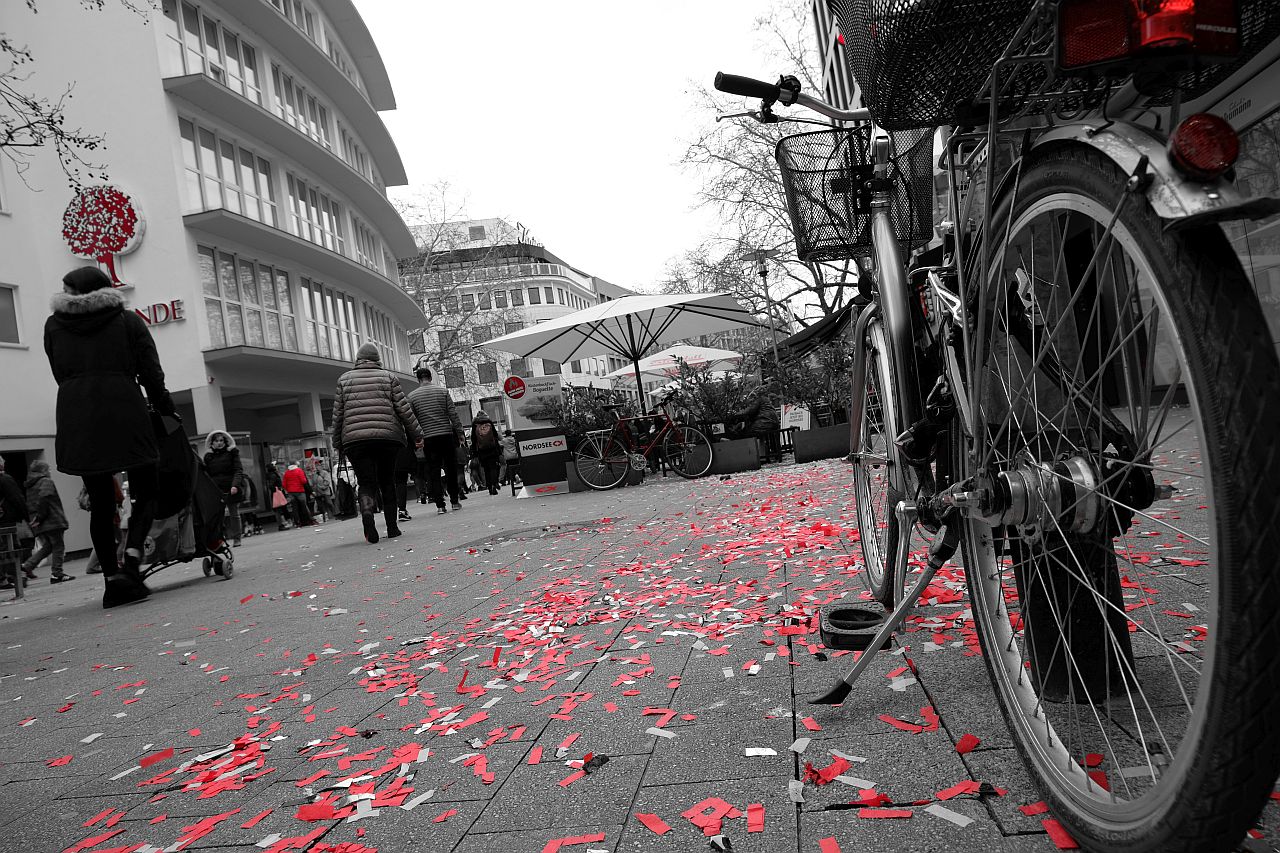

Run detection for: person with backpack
[[470, 413, 502, 495]]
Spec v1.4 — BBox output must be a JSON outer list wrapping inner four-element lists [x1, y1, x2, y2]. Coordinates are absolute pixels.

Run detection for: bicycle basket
[[830, 0, 1036, 130], [776, 126, 935, 262]]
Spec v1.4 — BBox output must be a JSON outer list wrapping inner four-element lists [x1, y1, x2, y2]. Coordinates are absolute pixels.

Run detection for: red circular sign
[[504, 376, 526, 399]]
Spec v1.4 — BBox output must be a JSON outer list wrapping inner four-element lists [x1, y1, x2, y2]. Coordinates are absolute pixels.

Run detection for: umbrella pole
[[632, 358, 645, 411]]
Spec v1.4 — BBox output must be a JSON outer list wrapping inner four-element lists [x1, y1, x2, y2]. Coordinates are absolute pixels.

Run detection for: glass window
[[461, 293, 475, 312], [477, 362, 498, 384], [509, 357, 529, 378], [444, 295, 459, 313], [0, 285, 19, 344], [444, 366, 465, 389], [543, 359, 561, 375], [510, 289, 523, 306], [478, 292, 492, 310], [556, 288, 565, 304], [428, 299, 442, 315], [545, 286, 554, 303], [505, 321, 522, 335], [527, 287, 541, 305]]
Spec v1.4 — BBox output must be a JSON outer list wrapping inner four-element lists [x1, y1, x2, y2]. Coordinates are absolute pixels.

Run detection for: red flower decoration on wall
[[61, 186, 145, 286]]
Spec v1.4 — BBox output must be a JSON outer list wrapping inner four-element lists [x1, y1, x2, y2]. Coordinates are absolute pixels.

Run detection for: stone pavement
[[1, 461, 1275, 853]]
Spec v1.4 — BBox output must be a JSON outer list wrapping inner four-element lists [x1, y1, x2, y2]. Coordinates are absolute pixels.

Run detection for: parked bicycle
[[573, 392, 713, 489], [718, 1, 1280, 850]]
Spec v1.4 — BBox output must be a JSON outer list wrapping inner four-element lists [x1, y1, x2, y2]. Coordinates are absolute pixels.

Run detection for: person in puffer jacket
[[203, 430, 244, 545], [331, 343, 423, 543]]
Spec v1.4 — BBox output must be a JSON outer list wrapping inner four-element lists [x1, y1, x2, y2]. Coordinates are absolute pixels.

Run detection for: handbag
[[271, 488, 288, 509]]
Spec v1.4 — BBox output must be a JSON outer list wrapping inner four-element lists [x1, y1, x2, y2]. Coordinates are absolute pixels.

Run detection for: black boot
[[360, 496, 379, 543]]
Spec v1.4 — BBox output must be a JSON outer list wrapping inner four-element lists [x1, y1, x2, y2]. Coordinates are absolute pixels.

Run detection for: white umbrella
[[646, 369, 740, 399], [478, 292, 763, 393], [605, 345, 743, 386]]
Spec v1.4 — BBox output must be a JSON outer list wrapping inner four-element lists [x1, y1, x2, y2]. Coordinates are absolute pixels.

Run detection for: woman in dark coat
[[44, 266, 174, 607], [469, 412, 502, 495], [203, 431, 244, 545], [331, 342, 423, 543]]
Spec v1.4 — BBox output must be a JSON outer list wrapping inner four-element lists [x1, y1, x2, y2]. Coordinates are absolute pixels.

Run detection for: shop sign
[[518, 435, 567, 457], [504, 375, 563, 431], [135, 299, 185, 327], [782, 403, 811, 431], [62, 185, 145, 287]]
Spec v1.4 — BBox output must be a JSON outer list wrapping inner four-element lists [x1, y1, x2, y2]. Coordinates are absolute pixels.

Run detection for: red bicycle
[[572, 393, 713, 490]]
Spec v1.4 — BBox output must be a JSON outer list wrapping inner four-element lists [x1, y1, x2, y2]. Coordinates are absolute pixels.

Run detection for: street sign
[[504, 375, 562, 431]]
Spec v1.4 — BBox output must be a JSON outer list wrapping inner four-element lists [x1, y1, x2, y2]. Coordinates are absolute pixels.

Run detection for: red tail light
[[1058, 0, 1240, 72], [1168, 113, 1239, 180]]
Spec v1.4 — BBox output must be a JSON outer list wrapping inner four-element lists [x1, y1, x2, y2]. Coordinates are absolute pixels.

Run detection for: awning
[[779, 302, 857, 361]]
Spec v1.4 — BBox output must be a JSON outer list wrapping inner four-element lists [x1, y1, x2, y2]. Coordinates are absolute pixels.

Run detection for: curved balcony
[[164, 73, 415, 258], [203, 344, 415, 387], [184, 207, 426, 329], [219, 0, 407, 185]]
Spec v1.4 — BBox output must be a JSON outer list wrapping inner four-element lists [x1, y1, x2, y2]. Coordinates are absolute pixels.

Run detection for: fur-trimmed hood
[[204, 430, 238, 453], [49, 287, 126, 335]]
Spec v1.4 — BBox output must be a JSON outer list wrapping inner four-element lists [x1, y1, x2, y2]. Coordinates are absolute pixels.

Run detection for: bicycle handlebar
[[714, 70, 873, 124]]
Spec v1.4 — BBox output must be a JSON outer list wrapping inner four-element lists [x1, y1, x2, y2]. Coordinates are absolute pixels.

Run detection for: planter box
[[793, 423, 851, 464], [565, 460, 644, 492], [708, 438, 760, 475]]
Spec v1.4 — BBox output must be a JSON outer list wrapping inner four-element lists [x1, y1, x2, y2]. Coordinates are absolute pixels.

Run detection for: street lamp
[[740, 248, 784, 380]]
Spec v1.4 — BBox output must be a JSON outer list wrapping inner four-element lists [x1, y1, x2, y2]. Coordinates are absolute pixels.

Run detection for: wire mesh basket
[[776, 126, 935, 263]]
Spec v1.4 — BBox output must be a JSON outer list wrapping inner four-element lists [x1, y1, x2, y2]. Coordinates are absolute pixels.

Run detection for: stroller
[[139, 413, 235, 581]]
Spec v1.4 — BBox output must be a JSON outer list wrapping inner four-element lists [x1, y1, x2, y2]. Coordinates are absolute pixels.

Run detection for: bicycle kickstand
[[810, 504, 959, 705]]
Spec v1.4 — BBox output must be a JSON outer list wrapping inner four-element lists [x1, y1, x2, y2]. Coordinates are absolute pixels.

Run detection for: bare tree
[[394, 183, 534, 399], [668, 1, 860, 320], [2, 0, 153, 187]]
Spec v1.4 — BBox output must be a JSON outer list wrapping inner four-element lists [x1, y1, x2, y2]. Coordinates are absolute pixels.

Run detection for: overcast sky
[[354, 1, 790, 290]]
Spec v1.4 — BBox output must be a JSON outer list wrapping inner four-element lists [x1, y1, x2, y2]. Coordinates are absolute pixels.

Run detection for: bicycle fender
[[1032, 123, 1280, 229]]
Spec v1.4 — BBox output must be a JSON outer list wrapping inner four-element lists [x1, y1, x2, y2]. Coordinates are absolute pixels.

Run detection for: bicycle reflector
[[1168, 113, 1239, 180], [1057, 0, 1240, 72]]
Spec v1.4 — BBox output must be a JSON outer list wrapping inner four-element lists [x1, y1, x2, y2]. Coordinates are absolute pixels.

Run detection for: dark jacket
[[0, 471, 26, 526], [24, 464, 67, 535], [44, 287, 174, 476], [407, 381, 464, 440], [203, 431, 245, 498], [470, 417, 501, 459], [332, 360, 422, 450], [730, 398, 780, 437]]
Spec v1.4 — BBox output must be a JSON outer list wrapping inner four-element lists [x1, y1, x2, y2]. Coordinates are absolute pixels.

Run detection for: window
[[444, 366, 465, 389], [527, 287, 541, 305], [509, 357, 529, 378], [198, 245, 298, 352], [509, 289, 524, 306], [179, 118, 277, 224], [438, 329, 459, 352], [570, 360, 581, 374], [469, 225, 486, 241], [286, 174, 344, 253], [362, 304, 402, 370], [493, 290, 507, 308], [0, 285, 19, 344], [444, 295, 459, 313], [556, 288, 565, 305], [461, 293, 475, 312], [477, 362, 498, 384], [298, 277, 358, 362], [544, 286, 555, 304], [427, 298, 442, 315], [351, 216, 383, 273], [162, 1, 262, 104], [338, 124, 372, 181], [477, 292, 491, 310], [504, 321, 522, 335], [542, 359, 561, 375], [271, 64, 332, 148]]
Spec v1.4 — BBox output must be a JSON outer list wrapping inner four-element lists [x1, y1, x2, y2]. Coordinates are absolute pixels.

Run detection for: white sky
[[354, 1, 788, 291]]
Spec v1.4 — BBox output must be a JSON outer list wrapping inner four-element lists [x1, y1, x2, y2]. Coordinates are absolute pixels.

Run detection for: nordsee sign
[[518, 435, 567, 457]]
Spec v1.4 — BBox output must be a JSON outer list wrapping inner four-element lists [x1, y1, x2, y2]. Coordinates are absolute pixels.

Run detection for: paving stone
[[454, 823, 623, 853], [798, 798, 1012, 852], [469, 753, 647, 834], [668, 674, 794, 725], [958, 747, 1050, 835], [642, 717, 795, 786], [617, 776, 798, 853]]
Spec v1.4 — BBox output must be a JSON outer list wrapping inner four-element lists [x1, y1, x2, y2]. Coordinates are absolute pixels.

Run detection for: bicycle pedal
[[819, 603, 889, 651]]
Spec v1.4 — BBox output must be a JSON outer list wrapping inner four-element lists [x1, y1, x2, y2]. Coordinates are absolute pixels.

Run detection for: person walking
[[265, 463, 290, 530], [20, 461, 72, 584], [203, 430, 244, 546], [393, 441, 416, 522], [457, 440, 472, 500], [405, 365, 464, 514], [0, 458, 29, 591], [81, 474, 123, 573], [470, 413, 502, 495], [43, 266, 174, 606], [281, 461, 313, 527], [308, 459, 337, 522], [500, 429, 520, 488], [332, 343, 423, 542]]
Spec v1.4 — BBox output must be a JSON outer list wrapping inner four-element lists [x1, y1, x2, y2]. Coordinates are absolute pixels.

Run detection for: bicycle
[[572, 392, 714, 490], [717, 1, 1280, 850]]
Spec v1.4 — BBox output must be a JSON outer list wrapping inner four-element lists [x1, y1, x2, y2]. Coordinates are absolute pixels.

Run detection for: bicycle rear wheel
[[961, 145, 1280, 852], [852, 320, 904, 606], [573, 434, 628, 491], [662, 426, 713, 478]]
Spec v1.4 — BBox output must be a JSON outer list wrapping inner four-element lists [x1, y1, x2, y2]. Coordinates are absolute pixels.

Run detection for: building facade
[[401, 219, 636, 426], [0, 0, 423, 550]]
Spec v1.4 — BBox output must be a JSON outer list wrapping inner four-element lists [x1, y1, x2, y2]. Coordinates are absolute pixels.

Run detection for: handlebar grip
[[714, 71, 780, 100]]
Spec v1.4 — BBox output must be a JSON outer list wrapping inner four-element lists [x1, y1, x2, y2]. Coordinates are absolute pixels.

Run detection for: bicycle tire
[[853, 321, 904, 606], [662, 426, 713, 479], [573, 434, 628, 491], [961, 144, 1280, 852]]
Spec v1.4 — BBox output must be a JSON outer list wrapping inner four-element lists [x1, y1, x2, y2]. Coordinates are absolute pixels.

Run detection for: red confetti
[[819, 839, 843, 853], [859, 808, 913, 818], [239, 595, 255, 604], [139, 747, 174, 769], [746, 802, 764, 832], [1043, 818, 1080, 849], [955, 733, 981, 754], [1019, 801, 1050, 816], [240, 809, 272, 829], [527, 746, 543, 765], [801, 716, 822, 732], [46, 755, 73, 767], [636, 812, 672, 835]]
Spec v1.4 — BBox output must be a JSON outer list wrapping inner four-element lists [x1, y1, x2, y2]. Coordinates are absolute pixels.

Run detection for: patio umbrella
[[478, 292, 763, 395], [604, 344, 743, 387]]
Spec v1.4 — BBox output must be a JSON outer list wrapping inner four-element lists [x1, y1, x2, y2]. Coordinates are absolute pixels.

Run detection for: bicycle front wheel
[[962, 145, 1280, 852], [662, 426, 713, 478], [852, 320, 904, 606], [573, 434, 628, 491]]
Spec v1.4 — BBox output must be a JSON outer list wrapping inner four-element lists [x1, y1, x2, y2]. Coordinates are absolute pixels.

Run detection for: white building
[[401, 219, 636, 426], [0, 0, 424, 550]]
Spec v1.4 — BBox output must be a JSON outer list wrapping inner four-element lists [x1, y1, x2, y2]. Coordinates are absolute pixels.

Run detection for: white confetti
[[925, 803, 974, 827], [790, 737, 810, 754], [80, 732, 104, 744], [744, 747, 777, 756], [646, 727, 676, 739]]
